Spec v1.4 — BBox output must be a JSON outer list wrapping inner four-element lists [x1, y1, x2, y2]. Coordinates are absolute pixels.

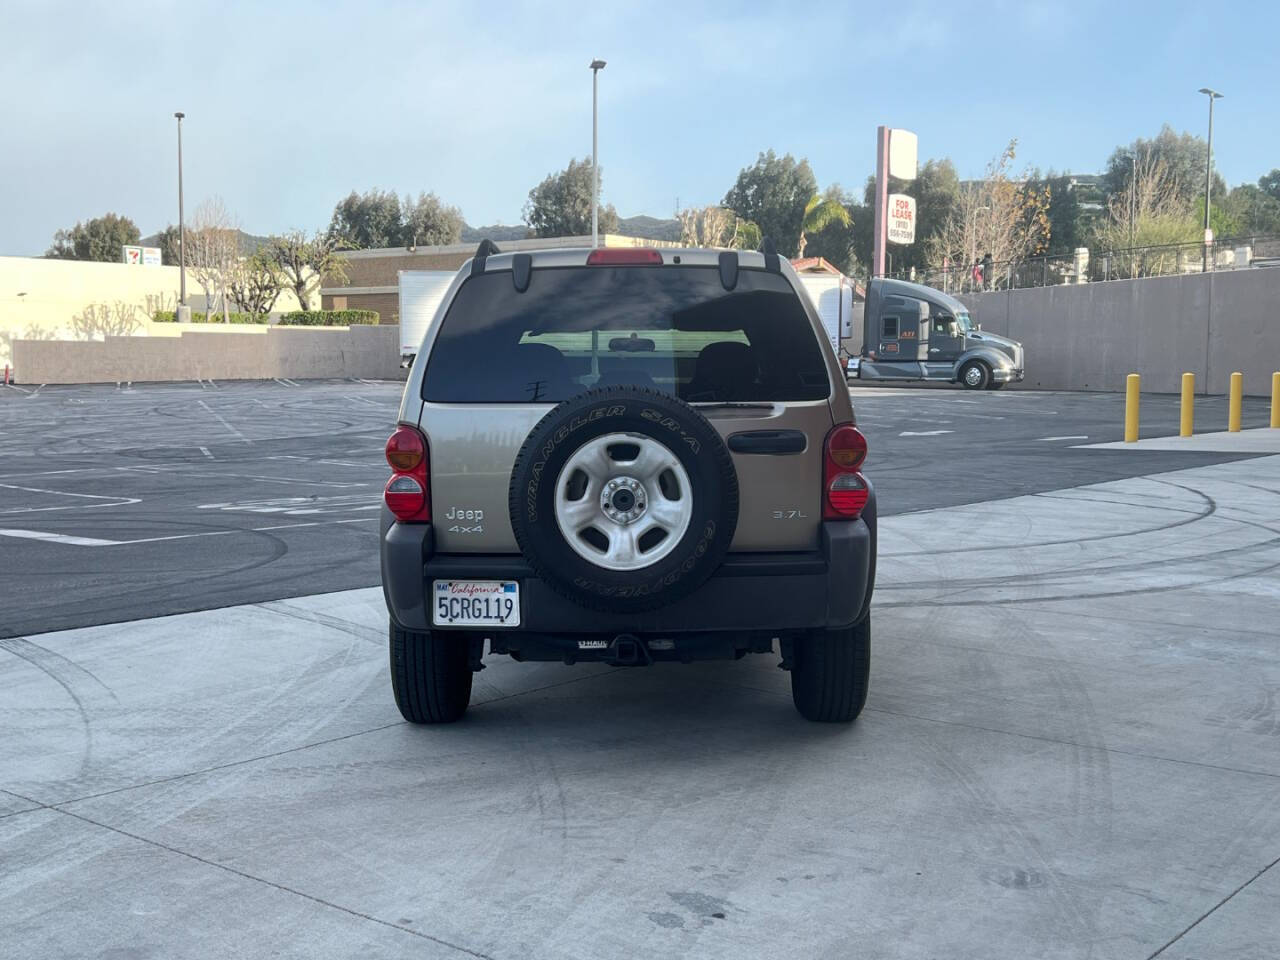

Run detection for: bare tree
[[186, 197, 241, 321], [1094, 150, 1200, 277], [928, 141, 1051, 288], [677, 206, 761, 249], [267, 230, 349, 310], [229, 251, 285, 320]]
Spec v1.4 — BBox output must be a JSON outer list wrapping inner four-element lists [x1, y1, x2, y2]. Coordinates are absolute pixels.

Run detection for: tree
[[186, 197, 241, 322], [1028, 173, 1084, 255], [46, 213, 141, 262], [229, 251, 284, 319], [927, 141, 1051, 288], [523, 158, 618, 238], [1219, 183, 1280, 236], [402, 192, 464, 247], [1259, 169, 1280, 202], [722, 151, 817, 257], [1093, 150, 1199, 277], [328, 189, 403, 249], [796, 187, 860, 274], [1101, 125, 1224, 217], [154, 224, 183, 266], [267, 230, 349, 311], [797, 192, 852, 259], [676, 206, 761, 249]]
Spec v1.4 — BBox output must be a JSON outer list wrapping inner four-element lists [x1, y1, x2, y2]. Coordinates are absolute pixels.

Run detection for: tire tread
[[390, 622, 472, 723]]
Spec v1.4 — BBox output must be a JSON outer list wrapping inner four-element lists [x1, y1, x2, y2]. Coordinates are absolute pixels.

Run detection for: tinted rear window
[[421, 265, 831, 403]]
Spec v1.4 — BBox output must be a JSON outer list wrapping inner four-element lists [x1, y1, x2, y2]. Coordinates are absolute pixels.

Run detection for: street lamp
[[590, 58, 606, 247], [174, 111, 187, 314], [1197, 87, 1223, 272]]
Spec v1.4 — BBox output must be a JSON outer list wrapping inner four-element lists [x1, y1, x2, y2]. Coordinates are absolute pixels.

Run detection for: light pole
[[590, 59, 606, 247], [1197, 87, 1223, 272], [174, 111, 187, 313]]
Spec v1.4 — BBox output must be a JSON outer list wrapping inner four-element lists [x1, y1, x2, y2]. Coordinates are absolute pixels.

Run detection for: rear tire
[[790, 615, 871, 723], [959, 360, 991, 390], [389, 622, 473, 723]]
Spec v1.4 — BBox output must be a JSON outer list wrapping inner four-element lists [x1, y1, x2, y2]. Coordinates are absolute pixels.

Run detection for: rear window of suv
[[421, 265, 831, 403]]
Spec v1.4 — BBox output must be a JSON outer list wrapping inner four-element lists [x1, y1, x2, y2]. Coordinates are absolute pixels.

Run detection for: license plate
[[432, 580, 520, 628]]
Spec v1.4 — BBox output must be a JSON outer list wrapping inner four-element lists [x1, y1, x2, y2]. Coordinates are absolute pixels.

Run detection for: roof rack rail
[[471, 239, 501, 277], [759, 237, 780, 273]]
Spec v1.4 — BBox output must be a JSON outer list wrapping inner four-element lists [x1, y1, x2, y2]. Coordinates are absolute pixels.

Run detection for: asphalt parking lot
[[0, 379, 1273, 638], [3, 379, 1280, 959]]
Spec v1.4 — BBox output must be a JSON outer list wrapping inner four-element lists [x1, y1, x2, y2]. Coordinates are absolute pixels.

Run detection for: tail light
[[586, 248, 663, 266], [384, 424, 430, 522], [823, 423, 868, 520]]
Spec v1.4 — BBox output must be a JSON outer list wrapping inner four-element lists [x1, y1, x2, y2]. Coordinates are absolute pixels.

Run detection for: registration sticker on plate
[[432, 580, 521, 628]]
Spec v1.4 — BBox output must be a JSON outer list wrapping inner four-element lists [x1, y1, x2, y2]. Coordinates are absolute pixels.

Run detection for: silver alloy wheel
[[964, 364, 984, 386], [554, 432, 694, 571]]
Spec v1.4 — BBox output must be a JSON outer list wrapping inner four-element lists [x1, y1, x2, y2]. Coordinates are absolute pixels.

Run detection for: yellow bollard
[[1180, 372, 1195, 437], [1228, 372, 1243, 433], [1272, 372, 1280, 429], [1125, 373, 1140, 443]]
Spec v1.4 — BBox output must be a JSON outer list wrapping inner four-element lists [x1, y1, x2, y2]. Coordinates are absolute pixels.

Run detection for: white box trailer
[[797, 274, 855, 359], [398, 270, 456, 363]]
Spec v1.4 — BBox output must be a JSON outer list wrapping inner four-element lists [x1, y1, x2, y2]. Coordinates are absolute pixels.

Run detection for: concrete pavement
[[1083, 426, 1280, 453], [4, 455, 1279, 959]]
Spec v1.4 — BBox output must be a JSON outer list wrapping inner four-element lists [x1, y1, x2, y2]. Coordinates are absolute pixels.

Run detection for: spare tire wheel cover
[[508, 386, 739, 612]]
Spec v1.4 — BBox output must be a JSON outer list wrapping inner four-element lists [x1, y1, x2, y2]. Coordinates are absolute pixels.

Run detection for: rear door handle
[[727, 430, 807, 455]]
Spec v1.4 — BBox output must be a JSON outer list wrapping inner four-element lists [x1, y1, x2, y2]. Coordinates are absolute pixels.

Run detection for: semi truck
[[849, 277, 1024, 390], [397, 270, 456, 365], [796, 273, 856, 359]]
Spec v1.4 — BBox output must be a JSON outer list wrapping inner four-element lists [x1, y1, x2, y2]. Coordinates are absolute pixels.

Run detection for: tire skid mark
[[878, 476, 1280, 607], [884, 482, 1217, 558], [0, 637, 100, 778], [909, 721, 1103, 945]]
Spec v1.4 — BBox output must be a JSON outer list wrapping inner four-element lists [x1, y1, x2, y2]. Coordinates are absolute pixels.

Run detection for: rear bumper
[[381, 492, 876, 636]]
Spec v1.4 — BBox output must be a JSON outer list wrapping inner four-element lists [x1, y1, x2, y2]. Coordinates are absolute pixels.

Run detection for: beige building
[[321, 234, 683, 322]]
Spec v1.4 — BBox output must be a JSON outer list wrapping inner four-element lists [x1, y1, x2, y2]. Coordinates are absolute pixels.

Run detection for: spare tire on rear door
[[508, 386, 739, 613]]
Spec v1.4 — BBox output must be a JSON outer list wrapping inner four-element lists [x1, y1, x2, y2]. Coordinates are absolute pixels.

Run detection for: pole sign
[[888, 129, 918, 181], [122, 245, 162, 265], [887, 194, 916, 245]]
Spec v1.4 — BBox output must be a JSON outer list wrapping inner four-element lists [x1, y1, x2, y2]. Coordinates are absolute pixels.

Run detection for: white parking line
[[0, 516, 374, 547], [1035, 435, 1089, 442], [899, 430, 954, 437], [4, 383, 30, 393], [197, 400, 249, 443], [25, 384, 45, 399], [0, 482, 140, 515], [0, 529, 122, 546]]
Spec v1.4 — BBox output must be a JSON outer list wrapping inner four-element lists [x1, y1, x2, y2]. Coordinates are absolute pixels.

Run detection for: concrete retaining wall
[[0, 255, 315, 368], [957, 268, 1280, 395], [11, 325, 403, 385]]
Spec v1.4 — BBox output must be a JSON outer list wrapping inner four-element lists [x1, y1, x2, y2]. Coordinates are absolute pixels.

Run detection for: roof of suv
[[472, 246, 781, 274]]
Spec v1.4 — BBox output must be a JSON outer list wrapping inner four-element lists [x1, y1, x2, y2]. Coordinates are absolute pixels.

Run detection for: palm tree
[[797, 194, 852, 259]]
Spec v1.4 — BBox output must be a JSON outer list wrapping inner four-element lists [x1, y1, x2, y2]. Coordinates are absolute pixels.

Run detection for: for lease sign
[[887, 194, 916, 245]]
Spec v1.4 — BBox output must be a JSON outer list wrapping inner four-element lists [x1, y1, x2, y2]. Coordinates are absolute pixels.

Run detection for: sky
[[2, 0, 1279, 256]]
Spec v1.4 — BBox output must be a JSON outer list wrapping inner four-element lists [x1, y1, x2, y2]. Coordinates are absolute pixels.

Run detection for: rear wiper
[[690, 401, 775, 410]]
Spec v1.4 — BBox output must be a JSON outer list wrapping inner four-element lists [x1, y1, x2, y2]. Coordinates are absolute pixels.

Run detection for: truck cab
[[852, 278, 1024, 390]]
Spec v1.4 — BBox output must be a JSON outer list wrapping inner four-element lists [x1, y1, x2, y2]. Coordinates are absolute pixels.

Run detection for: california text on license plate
[[432, 580, 521, 628]]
